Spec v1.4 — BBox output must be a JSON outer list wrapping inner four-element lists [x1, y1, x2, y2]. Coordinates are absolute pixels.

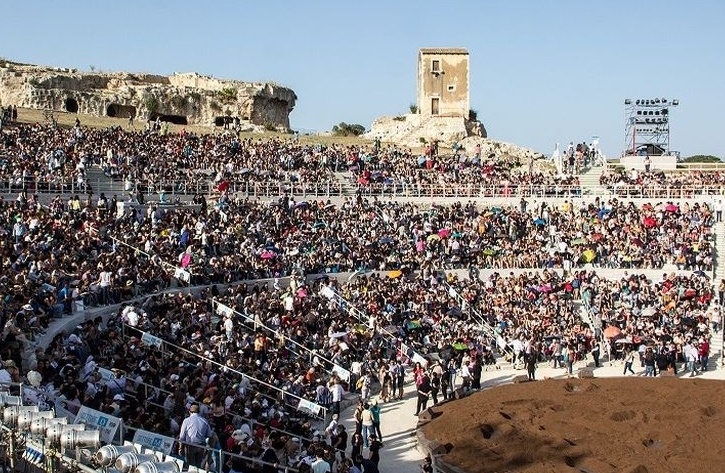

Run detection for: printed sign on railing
[[141, 332, 163, 348], [75, 406, 122, 444], [132, 429, 176, 454]]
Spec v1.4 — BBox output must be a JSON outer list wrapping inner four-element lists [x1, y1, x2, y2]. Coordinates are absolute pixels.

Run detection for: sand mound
[[420, 377, 725, 473]]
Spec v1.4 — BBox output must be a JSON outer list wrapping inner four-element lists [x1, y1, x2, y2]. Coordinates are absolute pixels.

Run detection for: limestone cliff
[[365, 113, 486, 148], [0, 60, 296, 130]]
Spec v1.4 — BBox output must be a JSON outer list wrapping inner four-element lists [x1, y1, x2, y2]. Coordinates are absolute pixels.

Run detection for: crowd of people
[[0, 121, 591, 200], [1, 187, 714, 350], [600, 167, 725, 198], [345, 144, 582, 198], [1, 118, 723, 473]]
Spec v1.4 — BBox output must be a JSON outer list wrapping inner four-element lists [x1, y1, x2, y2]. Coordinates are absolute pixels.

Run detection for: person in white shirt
[[329, 379, 345, 416]]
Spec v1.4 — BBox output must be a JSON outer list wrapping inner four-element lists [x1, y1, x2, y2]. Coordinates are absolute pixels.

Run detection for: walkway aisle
[[340, 391, 425, 473]]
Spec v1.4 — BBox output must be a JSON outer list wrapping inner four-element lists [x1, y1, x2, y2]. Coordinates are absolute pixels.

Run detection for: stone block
[[578, 368, 594, 379]]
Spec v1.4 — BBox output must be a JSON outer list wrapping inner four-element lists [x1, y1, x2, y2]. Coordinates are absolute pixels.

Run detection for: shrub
[[143, 97, 159, 113], [210, 101, 221, 112], [331, 122, 365, 136], [264, 122, 277, 132], [468, 109, 478, 121], [409, 104, 418, 114], [393, 115, 406, 122], [189, 92, 202, 103], [218, 87, 237, 103], [170, 95, 187, 110]]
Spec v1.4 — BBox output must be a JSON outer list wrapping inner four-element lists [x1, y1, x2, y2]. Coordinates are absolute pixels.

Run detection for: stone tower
[[417, 48, 470, 118]]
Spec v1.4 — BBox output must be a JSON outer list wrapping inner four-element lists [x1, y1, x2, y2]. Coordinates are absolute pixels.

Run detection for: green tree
[[332, 122, 365, 136], [409, 103, 418, 114], [682, 155, 721, 163], [143, 97, 159, 113]]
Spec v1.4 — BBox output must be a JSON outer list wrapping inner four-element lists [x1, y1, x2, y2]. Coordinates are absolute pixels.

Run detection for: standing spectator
[[178, 404, 214, 468], [350, 432, 363, 463], [360, 405, 373, 448], [311, 448, 330, 473], [526, 350, 538, 381], [392, 361, 405, 400], [591, 341, 601, 368], [685, 341, 700, 377], [566, 344, 576, 376], [367, 434, 383, 468], [414, 372, 431, 416], [330, 379, 345, 417], [712, 308, 721, 334], [429, 372, 440, 405], [353, 400, 364, 435], [699, 338, 710, 372], [333, 425, 348, 461], [623, 348, 636, 375], [369, 399, 382, 441], [643, 347, 656, 377]]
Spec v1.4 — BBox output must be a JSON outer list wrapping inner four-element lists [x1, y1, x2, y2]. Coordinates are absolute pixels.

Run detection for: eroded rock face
[[0, 60, 296, 130], [366, 113, 545, 164]]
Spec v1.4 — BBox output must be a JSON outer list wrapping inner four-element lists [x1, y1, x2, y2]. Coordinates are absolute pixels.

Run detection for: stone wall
[[0, 60, 296, 130]]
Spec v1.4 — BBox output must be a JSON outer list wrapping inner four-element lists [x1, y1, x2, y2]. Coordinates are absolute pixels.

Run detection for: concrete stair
[[577, 165, 607, 196], [708, 221, 725, 370], [85, 166, 126, 197], [334, 171, 358, 196]]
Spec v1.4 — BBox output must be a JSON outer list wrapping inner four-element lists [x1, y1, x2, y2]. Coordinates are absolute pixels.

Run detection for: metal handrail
[[210, 299, 339, 377], [441, 280, 513, 358], [6, 174, 725, 199], [120, 324, 326, 419]]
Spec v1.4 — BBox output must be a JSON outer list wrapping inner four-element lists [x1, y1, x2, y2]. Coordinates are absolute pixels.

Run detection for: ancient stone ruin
[[0, 59, 297, 131]]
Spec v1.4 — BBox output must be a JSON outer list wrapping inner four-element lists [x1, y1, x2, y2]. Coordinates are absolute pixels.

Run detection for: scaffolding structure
[[622, 98, 679, 157]]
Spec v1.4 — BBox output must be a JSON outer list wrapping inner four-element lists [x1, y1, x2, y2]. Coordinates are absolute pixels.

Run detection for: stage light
[[60, 430, 100, 450], [625, 99, 632, 105], [136, 461, 181, 473], [662, 108, 668, 115], [116, 454, 159, 473], [662, 98, 667, 103], [672, 99, 679, 105], [635, 99, 641, 105], [96, 445, 138, 467]]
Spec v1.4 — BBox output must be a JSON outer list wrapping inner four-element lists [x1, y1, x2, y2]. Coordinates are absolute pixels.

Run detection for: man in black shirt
[[415, 373, 431, 416], [333, 424, 348, 461]]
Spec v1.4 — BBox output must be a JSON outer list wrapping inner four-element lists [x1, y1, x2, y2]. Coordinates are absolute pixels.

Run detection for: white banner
[[132, 429, 175, 454], [96, 367, 117, 382], [297, 399, 322, 416], [141, 332, 163, 348], [214, 300, 234, 318], [75, 406, 122, 444], [332, 365, 351, 382]]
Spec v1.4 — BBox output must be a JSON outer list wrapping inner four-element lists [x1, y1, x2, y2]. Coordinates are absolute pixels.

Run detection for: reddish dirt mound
[[420, 377, 725, 473]]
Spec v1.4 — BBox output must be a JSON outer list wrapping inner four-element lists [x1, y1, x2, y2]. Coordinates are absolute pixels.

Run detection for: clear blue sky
[[4, 0, 724, 157]]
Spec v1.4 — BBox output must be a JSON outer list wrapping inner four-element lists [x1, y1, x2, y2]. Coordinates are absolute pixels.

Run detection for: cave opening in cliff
[[64, 98, 79, 113], [106, 104, 137, 119], [150, 113, 188, 125], [214, 116, 233, 127]]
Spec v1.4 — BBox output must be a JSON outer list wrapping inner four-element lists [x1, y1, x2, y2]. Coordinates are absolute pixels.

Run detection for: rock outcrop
[[366, 113, 486, 148], [0, 60, 296, 130], [366, 113, 547, 166]]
